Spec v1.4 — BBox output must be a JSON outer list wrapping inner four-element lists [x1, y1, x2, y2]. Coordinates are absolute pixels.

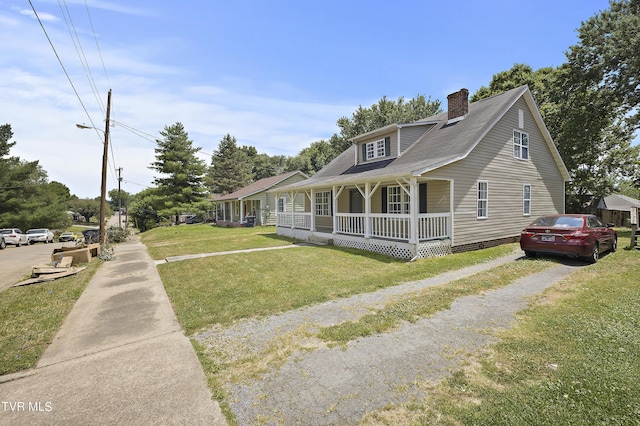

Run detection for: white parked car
[[0, 228, 29, 247], [27, 228, 55, 244]]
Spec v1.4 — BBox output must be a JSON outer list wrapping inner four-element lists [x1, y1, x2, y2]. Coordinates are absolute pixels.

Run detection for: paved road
[[0, 241, 77, 292]]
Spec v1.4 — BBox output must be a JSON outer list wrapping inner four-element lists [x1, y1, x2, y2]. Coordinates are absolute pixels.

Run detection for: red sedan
[[520, 214, 617, 263]]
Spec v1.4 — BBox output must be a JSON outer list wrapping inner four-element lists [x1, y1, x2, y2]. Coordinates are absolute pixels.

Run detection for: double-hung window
[[315, 191, 331, 216], [513, 130, 529, 160], [523, 184, 531, 216], [277, 196, 286, 213], [366, 139, 386, 160], [387, 186, 409, 214], [477, 181, 488, 219]]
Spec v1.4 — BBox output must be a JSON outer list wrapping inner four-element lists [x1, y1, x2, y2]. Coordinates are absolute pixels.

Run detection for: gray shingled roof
[[277, 85, 569, 192], [213, 170, 306, 201], [598, 194, 640, 211]]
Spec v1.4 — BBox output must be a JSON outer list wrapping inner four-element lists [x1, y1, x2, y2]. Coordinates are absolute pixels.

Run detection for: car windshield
[[532, 216, 583, 228], [27, 229, 45, 234]]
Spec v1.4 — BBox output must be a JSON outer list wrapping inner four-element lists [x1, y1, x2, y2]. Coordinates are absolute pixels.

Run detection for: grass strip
[[361, 237, 640, 425], [190, 339, 238, 426], [0, 260, 101, 375], [317, 258, 553, 345]]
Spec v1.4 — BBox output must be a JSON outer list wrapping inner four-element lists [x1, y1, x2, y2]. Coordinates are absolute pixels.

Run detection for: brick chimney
[[447, 88, 469, 121]]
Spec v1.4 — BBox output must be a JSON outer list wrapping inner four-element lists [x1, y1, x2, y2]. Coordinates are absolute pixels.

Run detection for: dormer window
[[361, 136, 391, 162], [366, 139, 386, 160]]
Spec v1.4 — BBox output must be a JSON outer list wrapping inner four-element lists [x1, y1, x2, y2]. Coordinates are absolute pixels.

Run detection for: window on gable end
[[513, 130, 529, 160], [523, 184, 531, 216], [477, 181, 488, 219]]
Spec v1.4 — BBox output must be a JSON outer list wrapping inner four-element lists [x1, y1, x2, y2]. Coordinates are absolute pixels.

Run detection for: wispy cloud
[[15, 6, 58, 22]]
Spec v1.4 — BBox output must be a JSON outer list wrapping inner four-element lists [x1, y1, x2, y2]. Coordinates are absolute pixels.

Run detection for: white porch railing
[[281, 212, 450, 241], [370, 213, 411, 239], [277, 212, 312, 229], [418, 213, 450, 240], [333, 212, 450, 241], [336, 213, 365, 235]]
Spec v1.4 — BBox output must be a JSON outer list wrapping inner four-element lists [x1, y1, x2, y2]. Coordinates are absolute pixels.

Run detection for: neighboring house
[[214, 171, 308, 226], [597, 194, 640, 227], [274, 86, 570, 259]]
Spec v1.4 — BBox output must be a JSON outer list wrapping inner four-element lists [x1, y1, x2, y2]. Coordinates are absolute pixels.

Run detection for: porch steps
[[306, 235, 333, 246]]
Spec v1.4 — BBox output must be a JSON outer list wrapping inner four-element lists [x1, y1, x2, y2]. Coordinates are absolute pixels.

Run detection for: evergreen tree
[[0, 123, 71, 229], [150, 122, 207, 216], [208, 134, 253, 194]]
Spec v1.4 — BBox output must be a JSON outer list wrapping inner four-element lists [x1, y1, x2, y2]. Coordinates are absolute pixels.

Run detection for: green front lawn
[[158, 241, 515, 335], [141, 224, 295, 260]]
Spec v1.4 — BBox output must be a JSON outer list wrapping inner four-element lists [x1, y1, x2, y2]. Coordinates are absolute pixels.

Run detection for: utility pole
[[117, 167, 123, 228], [99, 89, 111, 245]]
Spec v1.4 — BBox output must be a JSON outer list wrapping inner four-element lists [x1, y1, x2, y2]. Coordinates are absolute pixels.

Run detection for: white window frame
[[477, 181, 488, 219], [523, 184, 531, 216], [366, 139, 386, 161], [513, 130, 529, 160], [315, 191, 331, 216], [387, 186, 410, 214], [277, 196, 286, 213]]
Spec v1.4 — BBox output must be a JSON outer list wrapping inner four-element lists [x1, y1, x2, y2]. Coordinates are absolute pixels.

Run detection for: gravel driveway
[[194, 252, 580, 425]]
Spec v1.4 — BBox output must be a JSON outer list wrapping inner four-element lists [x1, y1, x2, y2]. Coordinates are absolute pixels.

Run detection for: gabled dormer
[[350, 122, 437, 167]]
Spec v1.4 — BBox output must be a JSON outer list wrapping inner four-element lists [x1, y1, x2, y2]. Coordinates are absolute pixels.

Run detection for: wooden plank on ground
[[14, 267, 87, 287]]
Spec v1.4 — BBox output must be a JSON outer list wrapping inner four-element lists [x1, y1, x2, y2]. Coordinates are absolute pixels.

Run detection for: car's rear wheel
[[0, 239, 5, 250], [524, 250, 537, 258], [586, 243, 599, 264]]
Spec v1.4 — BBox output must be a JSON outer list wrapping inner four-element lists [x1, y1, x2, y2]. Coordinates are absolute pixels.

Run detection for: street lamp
[[75, 90, 111, 245]]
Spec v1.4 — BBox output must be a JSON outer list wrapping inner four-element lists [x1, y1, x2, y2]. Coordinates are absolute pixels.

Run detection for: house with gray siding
[[274, 86, 570, 259], [214, 170, 308, 226]]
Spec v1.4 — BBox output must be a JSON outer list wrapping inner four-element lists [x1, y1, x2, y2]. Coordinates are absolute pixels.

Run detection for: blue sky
[[0, 0, 611, 198]]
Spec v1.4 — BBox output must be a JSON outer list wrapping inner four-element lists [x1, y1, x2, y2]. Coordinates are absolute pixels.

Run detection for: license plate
[[541, 235, 555, 242]]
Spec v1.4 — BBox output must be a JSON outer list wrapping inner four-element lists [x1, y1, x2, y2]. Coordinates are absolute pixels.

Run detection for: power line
[[28, 0, 101, 133], [58, 0, 105, 117], [84, 0, 111, 89]]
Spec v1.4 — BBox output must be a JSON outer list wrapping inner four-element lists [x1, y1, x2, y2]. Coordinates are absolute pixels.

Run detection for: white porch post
[[310, 189, 316, 231], [274, 192, 279, 226], [289, 192, 296, 230], [239, 198, 244, 223], [364, 182, 371, 238], [332, 185, 337, 235], [409, 177, 418, 244]]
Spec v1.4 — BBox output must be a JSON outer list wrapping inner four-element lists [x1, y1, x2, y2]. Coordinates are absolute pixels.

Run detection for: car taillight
[[521, 231, 534, 237], [565, 232, 589, 240]]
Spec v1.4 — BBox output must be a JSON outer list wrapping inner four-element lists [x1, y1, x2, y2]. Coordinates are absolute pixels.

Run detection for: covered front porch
[[276, 177, 454, 259], [216, 199, 261, 227]]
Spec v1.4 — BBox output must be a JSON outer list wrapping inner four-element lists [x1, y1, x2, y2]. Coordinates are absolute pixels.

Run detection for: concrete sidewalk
[[0, 235, 226, 425]]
